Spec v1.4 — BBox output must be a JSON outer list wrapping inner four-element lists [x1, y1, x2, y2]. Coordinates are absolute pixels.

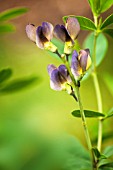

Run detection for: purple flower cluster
[[26, 17, 80, 54], [26, 17, 91, 94], [26, 22, 57, 52], [47, 49, 91, 91]]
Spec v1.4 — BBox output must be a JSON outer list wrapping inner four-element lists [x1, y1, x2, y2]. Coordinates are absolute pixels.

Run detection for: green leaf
[[71, 110, 105, 118], [99, 146, 113, 169], [49, 38, 80, 59], [73, 39, 81, 51], [99, 160, 113, 169], [87, 0, 101, 16], [99, 162, 113, 169], [103, 29, 113, 39], [0, 68, 12, 83], [52, 38, 64, 54], [87, 0, 113, 15], [63, 16, 96, 31], [83, 32, 108, 66], [0, 23, 15, 33], [92, 147, 101, 159], [103, 146, 113, 158], [47, 38, 64, 59], [0, 7, 29, 22], [105, 108, 113, 119], [92, 147, 107, 161], [101, 14, 113, 29], [100, 0, 113, 13], [0, 76, 40, 93], [82, 68, 92, 81], [103, 73, 113, 95]]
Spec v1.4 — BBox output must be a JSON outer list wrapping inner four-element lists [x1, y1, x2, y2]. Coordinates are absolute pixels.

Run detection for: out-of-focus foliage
[[0, 74, 40, 93], [0, 24, 15, 33], [103, 29, 113, 39], [0, 68, 12, 83], [0, 7, 29, 22], [0, 7, 28, 33], [103, 73, 113, 95], [0, 7, 40, 93], [83, 33, 108, 66], [105, 108, 113, 119], [22, 135, 91, 170]]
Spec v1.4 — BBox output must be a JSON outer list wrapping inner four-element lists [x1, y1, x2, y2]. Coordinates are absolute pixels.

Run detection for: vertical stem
[[93, 34, 97, 72], [92, 15, 103, 152], [76, 86, 92, 150], [76, 86, 96, 169], [92, 73, 103, 152], [94, 15, 98, 27], [97, 119, 103, 152], [92, 73, 102, 113]]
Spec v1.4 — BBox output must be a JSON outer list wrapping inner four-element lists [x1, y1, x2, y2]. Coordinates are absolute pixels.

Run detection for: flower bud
[[54, 17, 80, 54], [71, 49, 92, 81]]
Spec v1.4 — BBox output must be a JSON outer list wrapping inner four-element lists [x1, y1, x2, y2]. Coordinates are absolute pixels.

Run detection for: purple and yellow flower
[[26, 22, 57, 52], [47, 64, 72, 93], [54, 17, 80, 54], [71, 49, 92, 80]]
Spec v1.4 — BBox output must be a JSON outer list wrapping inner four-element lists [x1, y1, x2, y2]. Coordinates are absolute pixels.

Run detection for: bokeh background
[[0, 0, 113, 169]]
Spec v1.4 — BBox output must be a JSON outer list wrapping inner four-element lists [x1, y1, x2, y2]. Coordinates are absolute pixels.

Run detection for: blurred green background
[[0, 0, 113, 169]]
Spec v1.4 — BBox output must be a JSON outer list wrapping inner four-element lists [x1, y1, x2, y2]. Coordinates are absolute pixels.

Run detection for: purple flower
[[54, 17, 80, 54], [26, 22, 57, 52], [47, 64, 72, 91], [71, 49, 92, 80], [26, 24, 36, 43]]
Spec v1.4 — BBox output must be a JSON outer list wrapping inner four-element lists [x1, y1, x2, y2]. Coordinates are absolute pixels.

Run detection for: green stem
[[76, 86, 92, 149], [93, 34, 97, 72], [92, 73, 102, 113], [98, 119, 103, 152], [93, 15, 98, 71], [92, 73, 103, 152], [94, 15, 98, 27], [93, 15, 103, 152], [76, 86, 97, 169]]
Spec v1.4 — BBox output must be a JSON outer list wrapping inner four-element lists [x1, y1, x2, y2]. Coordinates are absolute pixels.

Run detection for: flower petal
[[50, 69, 62, 91], [36, 26, 48, 49], [79, 49, 89, 72], [26, 24, 36, 42], [58, 64, 72, 83], [66, 17, 80, 40], [47, 64, 57, 76], [71, 50, 81, 77], [58, 65, 67, 77], [54, 25, 68, 42], [42, 22, 53, 41]]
